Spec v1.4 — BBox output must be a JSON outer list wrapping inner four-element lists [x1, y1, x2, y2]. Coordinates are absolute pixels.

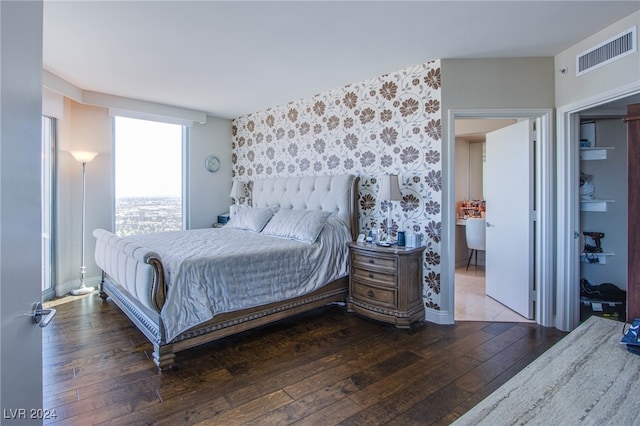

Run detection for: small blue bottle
[[397, 231, 406, 246]]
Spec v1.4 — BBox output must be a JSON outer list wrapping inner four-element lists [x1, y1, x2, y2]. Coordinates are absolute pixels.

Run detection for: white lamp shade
[[70, 150, 98, 163], [378, 174, 401, 201], [230, 180, 245, 199]]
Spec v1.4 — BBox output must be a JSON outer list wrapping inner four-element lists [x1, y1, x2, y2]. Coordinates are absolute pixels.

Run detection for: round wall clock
[[205, 155, 220, 173]]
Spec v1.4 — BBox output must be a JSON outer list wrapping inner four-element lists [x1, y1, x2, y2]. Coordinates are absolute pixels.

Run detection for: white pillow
[[224, 207, 274, 232], [261, 209, 331, 244]]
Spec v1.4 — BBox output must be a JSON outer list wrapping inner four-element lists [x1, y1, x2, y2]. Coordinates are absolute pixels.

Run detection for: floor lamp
[[70, 151, 98, 296]]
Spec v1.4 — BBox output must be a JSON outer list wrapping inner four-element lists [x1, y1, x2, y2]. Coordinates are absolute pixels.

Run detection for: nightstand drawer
[[351, 252, 396, 272], [352, 281, 396, 310], [351, 267, 396, 287]]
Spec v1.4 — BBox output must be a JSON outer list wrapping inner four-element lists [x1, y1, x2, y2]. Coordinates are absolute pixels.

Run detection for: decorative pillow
[[224, 207, 274, 232], [261, 209, 331, 244]]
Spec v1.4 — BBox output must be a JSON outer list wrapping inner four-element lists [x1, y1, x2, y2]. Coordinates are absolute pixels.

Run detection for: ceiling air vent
[[576, 26, 636, 76]]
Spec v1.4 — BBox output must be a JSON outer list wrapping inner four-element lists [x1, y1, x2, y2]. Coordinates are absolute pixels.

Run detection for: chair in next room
[[465, 217, 486, 271]]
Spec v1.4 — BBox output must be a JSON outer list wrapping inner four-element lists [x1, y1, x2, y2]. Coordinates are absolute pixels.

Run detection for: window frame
[[111, 116, 189, 235], [42, 115, 56, 300]]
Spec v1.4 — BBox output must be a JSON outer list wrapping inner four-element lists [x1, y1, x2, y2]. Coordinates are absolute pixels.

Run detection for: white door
[[1, 1, 44, 421], [485, 120, 535, 319]]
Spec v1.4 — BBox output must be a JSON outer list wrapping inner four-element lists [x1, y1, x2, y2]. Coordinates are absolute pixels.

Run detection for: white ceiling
[[43, 1, 640, 120]]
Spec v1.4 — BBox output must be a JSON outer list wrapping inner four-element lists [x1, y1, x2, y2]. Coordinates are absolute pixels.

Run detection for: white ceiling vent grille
[[576, 26, 636, 76]]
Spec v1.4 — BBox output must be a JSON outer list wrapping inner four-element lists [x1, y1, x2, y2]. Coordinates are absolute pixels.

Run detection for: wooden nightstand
[[347, 242, 425, 328]]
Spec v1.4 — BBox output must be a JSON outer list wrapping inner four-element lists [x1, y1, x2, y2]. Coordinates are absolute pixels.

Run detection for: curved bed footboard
[[94, 229, 173, 369], [93, 229, 167, 313]]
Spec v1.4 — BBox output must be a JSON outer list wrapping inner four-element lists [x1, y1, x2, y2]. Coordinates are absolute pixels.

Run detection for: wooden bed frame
[[95, 174, 359, 370]]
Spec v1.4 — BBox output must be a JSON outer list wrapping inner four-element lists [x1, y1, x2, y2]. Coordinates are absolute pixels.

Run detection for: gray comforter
[[125, 218, 351, 341]]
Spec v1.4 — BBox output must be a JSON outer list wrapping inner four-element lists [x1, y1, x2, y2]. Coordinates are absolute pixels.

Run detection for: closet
[[578, 115, 628, 322]]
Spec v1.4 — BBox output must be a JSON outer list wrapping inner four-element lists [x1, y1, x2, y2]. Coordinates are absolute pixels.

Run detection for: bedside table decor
[[377, 174, 401, 242], [347, 242, 424, 328], [397, 231, 406, 246], [405, 232, 423, 248], [229, 180, 246, 217]]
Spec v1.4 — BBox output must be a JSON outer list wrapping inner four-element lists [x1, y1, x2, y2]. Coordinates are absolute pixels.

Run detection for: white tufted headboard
[[250, 174, 359, 239]]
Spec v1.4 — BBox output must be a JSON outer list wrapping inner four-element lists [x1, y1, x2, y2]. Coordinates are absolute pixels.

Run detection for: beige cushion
[[261, 209, 331, 244], [224, 207, 274, 232]]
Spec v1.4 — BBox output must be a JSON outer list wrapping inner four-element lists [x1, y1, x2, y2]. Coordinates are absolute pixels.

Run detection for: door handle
[[486, 222, 493, 227], [25, 302, 56, 328]]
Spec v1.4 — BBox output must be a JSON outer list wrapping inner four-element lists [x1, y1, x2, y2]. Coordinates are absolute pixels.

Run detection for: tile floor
[[455, 266, 534, 323]]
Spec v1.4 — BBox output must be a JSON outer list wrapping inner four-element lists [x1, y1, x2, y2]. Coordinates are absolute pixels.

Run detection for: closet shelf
[[580, 146, 614, 161], [580, 199, 615, 212], [581, 252, 615, 264]]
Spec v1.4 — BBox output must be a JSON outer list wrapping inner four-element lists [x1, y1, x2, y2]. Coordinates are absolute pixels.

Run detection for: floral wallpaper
[[232, 60, 443, 312]]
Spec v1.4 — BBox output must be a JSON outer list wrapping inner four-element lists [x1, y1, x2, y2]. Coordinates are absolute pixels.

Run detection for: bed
[[93, 174, 359, 370]]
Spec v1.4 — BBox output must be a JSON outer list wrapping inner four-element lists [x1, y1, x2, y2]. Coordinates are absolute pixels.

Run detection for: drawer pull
[[369, 273, 374, 279], [368, 259, 375, 264], [367, 289, 374, 298]]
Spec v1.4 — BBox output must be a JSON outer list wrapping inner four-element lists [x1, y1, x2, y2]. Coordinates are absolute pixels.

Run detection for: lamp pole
[[70, 151, 98, 296]]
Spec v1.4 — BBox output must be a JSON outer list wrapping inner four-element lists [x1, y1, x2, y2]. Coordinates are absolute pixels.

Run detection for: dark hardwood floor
[[42, 294, 566, 425]]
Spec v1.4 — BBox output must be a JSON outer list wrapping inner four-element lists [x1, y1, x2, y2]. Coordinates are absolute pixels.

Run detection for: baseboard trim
[[425, 307, 453, 325]]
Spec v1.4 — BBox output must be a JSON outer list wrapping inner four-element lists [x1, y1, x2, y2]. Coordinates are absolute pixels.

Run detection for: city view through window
[[114, 117, 183, 236]]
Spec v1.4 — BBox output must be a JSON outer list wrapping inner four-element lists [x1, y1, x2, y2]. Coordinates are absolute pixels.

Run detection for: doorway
[[453, 118, 534, 322], [442, 109, 555, 327], [556, 91, 640, 331]]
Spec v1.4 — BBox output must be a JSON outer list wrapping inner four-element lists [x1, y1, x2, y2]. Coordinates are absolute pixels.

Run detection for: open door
[[1, 1, 45, 419], [485, 120, 535, 319]]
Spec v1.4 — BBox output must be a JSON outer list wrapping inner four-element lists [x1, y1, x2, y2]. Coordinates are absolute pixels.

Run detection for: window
[[42, 116, 56, 296], [114, 116, 185, 236]]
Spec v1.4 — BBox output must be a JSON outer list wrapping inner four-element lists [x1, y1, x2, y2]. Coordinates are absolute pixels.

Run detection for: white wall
[[455, 138, 471, 203], [554, 10, 640, 331], [188, 115, 234, 229], [468, 142, 484, 200], [454, 138, 486, 267], [441, 58, 556, 113], [555, 11, 640, 107], [56, 99, 112, 296], [455, 138, 470, 265]]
